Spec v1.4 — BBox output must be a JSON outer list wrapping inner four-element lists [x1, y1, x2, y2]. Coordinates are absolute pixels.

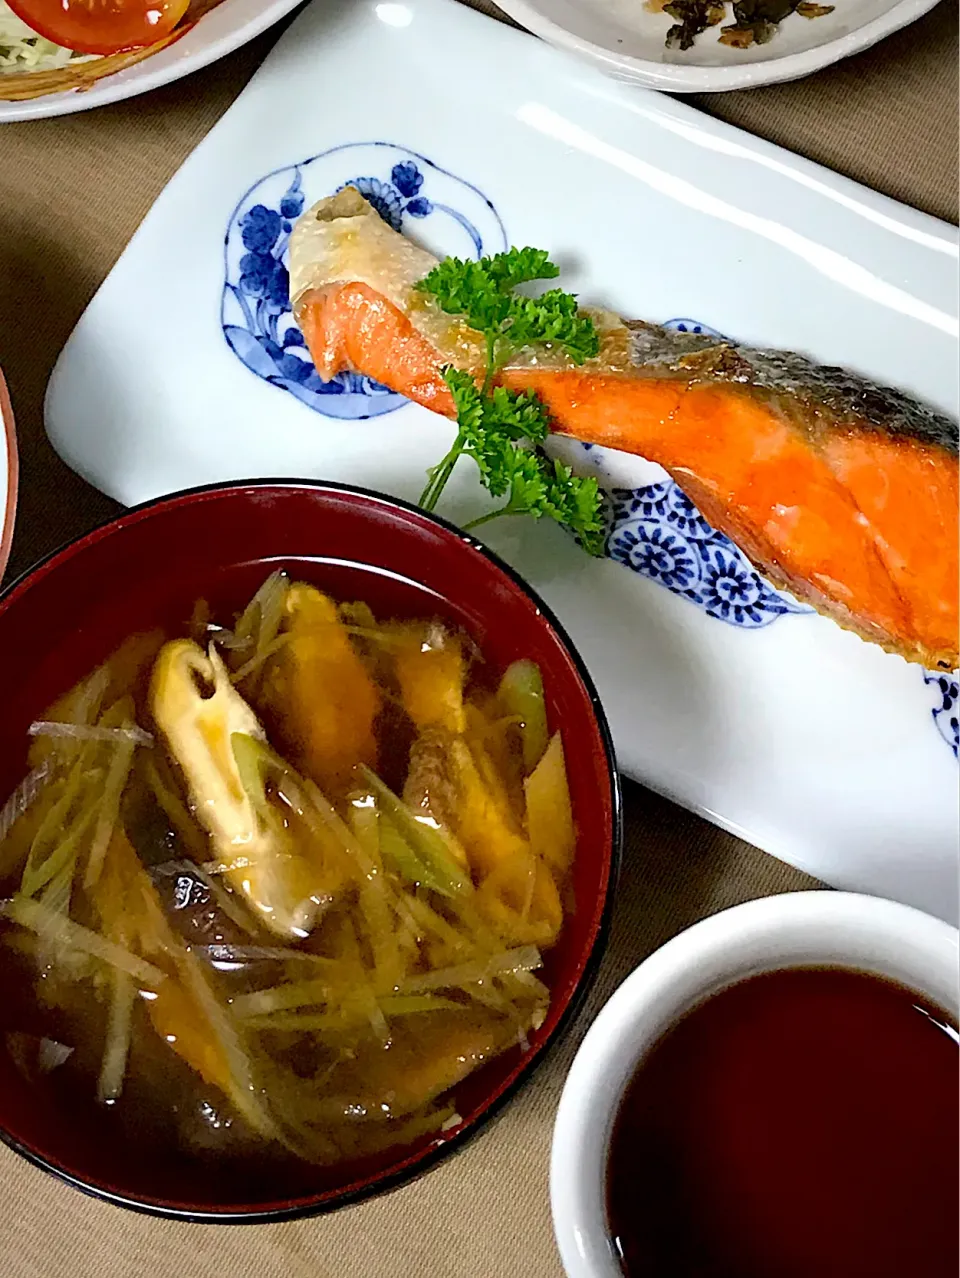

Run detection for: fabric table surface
[[0, 2, 955, 1274]]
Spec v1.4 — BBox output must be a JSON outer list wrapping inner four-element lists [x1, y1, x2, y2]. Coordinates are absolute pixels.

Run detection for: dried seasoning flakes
[[664, 0, 725, 49], [664, 0, 834, 51]]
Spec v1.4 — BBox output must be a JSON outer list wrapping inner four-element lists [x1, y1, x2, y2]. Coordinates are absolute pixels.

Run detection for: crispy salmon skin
[[289, 189, 959, 672]]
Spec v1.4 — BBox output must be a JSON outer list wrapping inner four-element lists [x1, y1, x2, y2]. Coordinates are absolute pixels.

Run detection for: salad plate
[[45, 0, 959, 920], [0, 0, 304, 122]]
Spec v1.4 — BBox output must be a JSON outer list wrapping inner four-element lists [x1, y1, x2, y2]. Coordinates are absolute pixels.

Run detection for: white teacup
[[550, 890, 959, 1278]]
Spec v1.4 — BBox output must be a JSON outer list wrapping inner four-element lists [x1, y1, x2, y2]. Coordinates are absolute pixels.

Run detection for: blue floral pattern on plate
[[605, 481, 809, 628], [222, 143, 506, 420], [923, 670, 959, 757]]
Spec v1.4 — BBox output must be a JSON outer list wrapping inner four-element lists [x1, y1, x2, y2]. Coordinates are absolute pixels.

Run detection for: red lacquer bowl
[[0, 480, 621, 1222]]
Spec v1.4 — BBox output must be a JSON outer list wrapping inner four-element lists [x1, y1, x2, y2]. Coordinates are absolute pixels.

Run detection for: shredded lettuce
[[0, 2, 98, 73]]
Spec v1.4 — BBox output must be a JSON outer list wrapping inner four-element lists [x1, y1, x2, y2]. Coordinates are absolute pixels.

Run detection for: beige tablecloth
[[0, 3, 956, 1274]]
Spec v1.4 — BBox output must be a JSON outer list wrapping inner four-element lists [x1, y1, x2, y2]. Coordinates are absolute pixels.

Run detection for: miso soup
[[0, 571, 576, 1202]]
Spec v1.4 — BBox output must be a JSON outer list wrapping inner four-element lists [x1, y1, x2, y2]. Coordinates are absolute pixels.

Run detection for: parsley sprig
[[414, 248, 606, 555]]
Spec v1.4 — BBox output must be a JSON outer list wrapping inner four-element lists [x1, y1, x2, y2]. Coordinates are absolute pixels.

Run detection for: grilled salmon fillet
[[289, 188, 959, 672]]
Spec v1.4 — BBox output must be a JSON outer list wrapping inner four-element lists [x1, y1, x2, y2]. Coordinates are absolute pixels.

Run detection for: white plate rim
[[493, 0, 942, 92]]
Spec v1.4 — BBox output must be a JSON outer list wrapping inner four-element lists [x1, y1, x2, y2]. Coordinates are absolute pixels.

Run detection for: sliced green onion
[[497, 659, 548, 774], [97, 969, 136, 1103], [358, 766, 470, 898], [400, 945, 542, 994], [0, 896, 165, 987]]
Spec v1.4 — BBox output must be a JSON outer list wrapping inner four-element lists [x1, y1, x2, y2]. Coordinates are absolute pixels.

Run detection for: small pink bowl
[[0, 479, 621, 1221]]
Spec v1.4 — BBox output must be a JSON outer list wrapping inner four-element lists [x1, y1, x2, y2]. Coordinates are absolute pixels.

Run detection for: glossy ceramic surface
[[550, 891, 960, 1277], [0, 0, 304, 123], [45, 0, 960, 922], [0, 480, 620, 1219], [495, 0, 943, 93]]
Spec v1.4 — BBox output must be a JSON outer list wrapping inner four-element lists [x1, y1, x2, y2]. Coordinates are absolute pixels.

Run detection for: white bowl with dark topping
[[495, 0, 942, 92]]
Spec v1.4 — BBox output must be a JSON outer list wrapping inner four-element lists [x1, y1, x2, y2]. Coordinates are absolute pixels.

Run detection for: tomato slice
[[5, 0, 192, 56]]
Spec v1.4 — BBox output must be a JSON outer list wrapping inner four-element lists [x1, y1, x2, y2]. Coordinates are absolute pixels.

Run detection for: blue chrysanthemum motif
[[222, 143, 505, 419], [339, 176, 404, 230], [606, 479, 809, 629], [666, 487, 720, 542], [608, 484, 714, 542], [613, 524, 700, 593], [923, 670, 959, 758], [698, 544, 772, 624]]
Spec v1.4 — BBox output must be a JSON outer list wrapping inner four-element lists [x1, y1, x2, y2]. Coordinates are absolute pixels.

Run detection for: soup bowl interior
[[0, 480, 620, 1220]]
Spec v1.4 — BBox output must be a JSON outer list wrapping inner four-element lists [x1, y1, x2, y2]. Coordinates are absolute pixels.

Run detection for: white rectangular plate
[[46, 0, 959, 921]]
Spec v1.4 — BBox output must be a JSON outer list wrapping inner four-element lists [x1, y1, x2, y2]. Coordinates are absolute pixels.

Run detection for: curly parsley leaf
[[540, 460, 606, 557], [416, 247, 599, 368], [482, 247, 559, 292], [502, 290, 599, 365], [416, 249, 605, 555], [424, 369, 605, 555]]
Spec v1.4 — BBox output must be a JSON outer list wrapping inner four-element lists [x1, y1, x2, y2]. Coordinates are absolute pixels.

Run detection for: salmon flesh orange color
[[289, 188, 959, 673]]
